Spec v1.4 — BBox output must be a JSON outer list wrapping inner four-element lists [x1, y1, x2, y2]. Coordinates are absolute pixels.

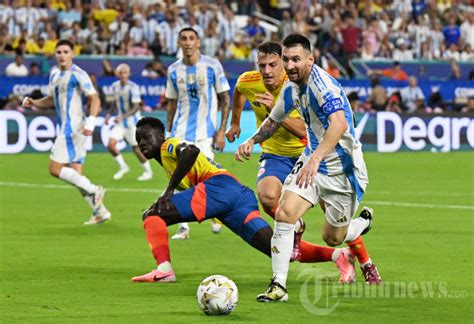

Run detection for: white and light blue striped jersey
[[48, 64, 96, 135], [270, 64, 368, 201], [165, 55, 230, 142], [111, 80, 142, 128]]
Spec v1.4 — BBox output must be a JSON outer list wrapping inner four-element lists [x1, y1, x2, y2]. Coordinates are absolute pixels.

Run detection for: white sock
[[157, 261, 173, 273], [142, 160, 152, 173], [271, 222, 295, 288], [331, 249, 341, 262], [361, 258, 373, 267], [59, 167, 98, 195], [114, 154, 128, 169], [344, 218, 370, 243], [179, 222, 189, 230]]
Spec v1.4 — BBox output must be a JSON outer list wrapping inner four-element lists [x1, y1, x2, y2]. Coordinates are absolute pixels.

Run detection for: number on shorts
[[291, 161, 303, 174]]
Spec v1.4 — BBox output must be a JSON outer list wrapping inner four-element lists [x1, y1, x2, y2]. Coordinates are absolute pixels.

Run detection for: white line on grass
[[2, 181, 473, 210], [369, 191, 474, 198]]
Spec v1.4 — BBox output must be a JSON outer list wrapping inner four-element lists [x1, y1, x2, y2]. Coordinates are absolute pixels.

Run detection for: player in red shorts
[[131, 117, 355, 282]]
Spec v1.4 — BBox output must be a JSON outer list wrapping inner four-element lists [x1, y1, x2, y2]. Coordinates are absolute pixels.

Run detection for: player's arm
[[296, 109, 347, 189], [167, 99, 177, 137], [82, 93, 101, 136], [23, 95, 54, 109], [225, 87, 246, 143], [155, 143, 200, 212], [214, 90, 230, 152]]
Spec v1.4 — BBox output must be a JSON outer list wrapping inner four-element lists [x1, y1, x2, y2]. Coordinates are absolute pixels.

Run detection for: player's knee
[[322, 233, 344, 247], [48, 164, 61, 178], [274, 205, 294, 223], [258, 190, 279, 211]]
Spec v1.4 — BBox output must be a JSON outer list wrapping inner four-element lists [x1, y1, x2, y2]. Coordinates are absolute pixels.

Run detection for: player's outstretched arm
[[235, 117, 281, 162], [23, 96, 54, 109], [226, 88, 246, 143], [296, 110, 347, 189], [214, 91, 230, 152], [281, 116, 307, 138]]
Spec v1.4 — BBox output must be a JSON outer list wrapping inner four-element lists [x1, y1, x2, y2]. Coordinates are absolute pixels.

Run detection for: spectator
[[393, 38, 414, 61], [244, 15, 266, 39], [5, 54, 28, 77], [347, 92, 361, 112], [369, 61, 409, 81], [226, 33, 250, 60], [102, 59, 115, 76], [461, 97, 474, 113], [460, 12, 473, 49], [426, 90, 445, 113], [443, 15, 461, 47], [325, 60, 341, 79], [141, 62, 159, 79], [339, 16, 361, 75], [400, 76, 425, 113], [443, 43, 460, 61], [450, 61, 462, 80], [368, 77, 388, 111], [29, 62, 41, 76]]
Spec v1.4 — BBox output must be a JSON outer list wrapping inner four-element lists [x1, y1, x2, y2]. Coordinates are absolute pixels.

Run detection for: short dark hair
[[283, 34, 311, 52], [178, 27, 199, 39], [55, 39, 74, 50], [136, 117, 165, 134], [257, 41, 282, 56]]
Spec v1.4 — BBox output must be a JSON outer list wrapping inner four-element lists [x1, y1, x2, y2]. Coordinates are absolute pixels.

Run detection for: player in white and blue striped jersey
[[105, 63, 153, 182], [23, 39, 110, 225], [165, 27, 231, 238], [236, 34, 381, 302]]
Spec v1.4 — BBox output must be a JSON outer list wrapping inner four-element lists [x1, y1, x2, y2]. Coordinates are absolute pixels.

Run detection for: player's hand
[[154, 188, 173, 214], [255, 92, 275, 112], [235, 139, 254, 162], [214, 130, 226, 152], [225, 124, 241, 143], [22, 96, 34, 107], [296, 156, 320, 189]]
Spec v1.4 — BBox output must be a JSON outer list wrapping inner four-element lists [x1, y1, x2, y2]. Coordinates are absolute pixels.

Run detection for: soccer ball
[[196, 275, 238, 315]]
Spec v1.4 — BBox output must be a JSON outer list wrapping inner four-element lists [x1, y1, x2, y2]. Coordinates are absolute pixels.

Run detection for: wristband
[[84, 116, 97, 132]]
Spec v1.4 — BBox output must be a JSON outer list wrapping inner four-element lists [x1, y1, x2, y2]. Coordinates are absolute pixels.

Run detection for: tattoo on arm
[[251, 118, 281, 144], [217, 92, 230, 132]]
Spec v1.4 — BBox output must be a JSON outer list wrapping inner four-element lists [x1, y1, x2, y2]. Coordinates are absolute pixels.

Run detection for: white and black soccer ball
[[197, 275, 238, 315]]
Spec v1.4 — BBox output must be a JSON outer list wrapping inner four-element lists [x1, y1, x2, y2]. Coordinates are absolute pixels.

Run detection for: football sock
[[157, 261, 173, 273], [59, 167, 98, 195], [141, 161, 152, 173], [298, 240, 335, 262], [331, 249, 341, 262], [271, 222, 295, 288], [144, 216, 170, 265], [344, 217, 370, 242], [178, 222, 189, 231], [346, 236, 371, 265], [114, 154, 128, 169]]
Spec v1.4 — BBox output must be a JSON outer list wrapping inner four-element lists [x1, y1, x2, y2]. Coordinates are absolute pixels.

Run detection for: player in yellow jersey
[[227, 42, 306, 219], [130, 117, 355, 283]]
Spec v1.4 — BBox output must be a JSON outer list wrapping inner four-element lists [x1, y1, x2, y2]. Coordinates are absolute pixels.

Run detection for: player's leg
[[50, 135, 107, 222], [126, 126, 153, 181], [108, 125, 129, 180], [257, 176, 281, 218], [131, 200, 183, 283]]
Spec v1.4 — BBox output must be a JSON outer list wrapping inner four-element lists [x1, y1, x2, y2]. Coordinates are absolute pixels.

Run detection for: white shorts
[[110, 124, 138, 146], [282, 155, 363, 227], [50, 132, 87, 164], [194, 137, 214, 160]]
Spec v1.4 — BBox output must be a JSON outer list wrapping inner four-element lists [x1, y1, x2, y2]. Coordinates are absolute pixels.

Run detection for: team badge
[[258, 167, 266, 177], [187, 74, 196, 84], [197, 75, 205, 84], [167, 144, 174, 153], [178, 78, 185, 84]]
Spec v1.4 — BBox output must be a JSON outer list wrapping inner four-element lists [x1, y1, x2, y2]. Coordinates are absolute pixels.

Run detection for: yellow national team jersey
[[160, 138, 230, 191], [236, 71, 306, 157]]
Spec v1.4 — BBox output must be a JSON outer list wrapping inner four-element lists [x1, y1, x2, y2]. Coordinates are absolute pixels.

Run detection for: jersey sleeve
[[314, 87, 345, 117], [165, 69, 178, 100], [213, 60, 230, 94], [131, 84, 142, 104], [76, 70, 97, 96], [269, 83, 294, 122], [161, 138, 180, 159]]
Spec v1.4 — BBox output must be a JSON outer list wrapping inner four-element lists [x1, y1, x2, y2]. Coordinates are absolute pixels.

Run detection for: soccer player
[[131, 117, 354, 283], [228, 41, 377, 284], [22, 39, 110, 225], [105, 63, 153, 181], [165, 27, 231, 238], [236, 34, 381, 302]]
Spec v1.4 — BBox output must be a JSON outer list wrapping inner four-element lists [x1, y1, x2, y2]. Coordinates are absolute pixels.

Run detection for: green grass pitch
[[1, 152, 473, 322]]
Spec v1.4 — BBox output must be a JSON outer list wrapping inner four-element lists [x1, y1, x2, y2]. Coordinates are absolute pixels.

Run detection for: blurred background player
[[22, 39, 110, 225], [229, 41, 376, 283], [237, 34, 381, 302], [105, 63, 153, 181], [165, 27, 231, 238], [131, 117, 354, 283]]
